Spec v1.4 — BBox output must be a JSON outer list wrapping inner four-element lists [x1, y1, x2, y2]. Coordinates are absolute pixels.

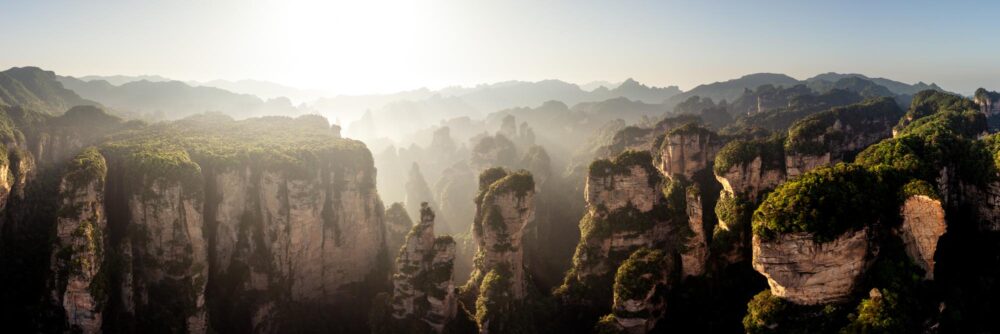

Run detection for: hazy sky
[[2, 0, 999, 94]]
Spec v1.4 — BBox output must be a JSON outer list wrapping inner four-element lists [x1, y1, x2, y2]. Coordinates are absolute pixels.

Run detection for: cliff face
[[715, 156, 785, 201], [565, 155, 668, 290], [654, 125, 719, 181], [389, 204, 457, 332], [38, 115, 391, 333], [465, 169, 535, 333], [50, 148, 107, 334], [898, 195, 945, 279], [751, 229, 873, 305], [681, 188, 708, 277]]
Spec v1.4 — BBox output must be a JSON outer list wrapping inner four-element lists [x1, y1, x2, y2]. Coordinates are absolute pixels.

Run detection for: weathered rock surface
[[751, 229, 873, 305], [655, 125, 719, 180], [785, 153, 832, 179], [467, 170, 535, 300], [466, 169, 535, 333], [715, 156, 785, 201], [390, 203, 458, 332], [898, 195, 946, 279], [596, 248, 674, 334], [50, 148, 107, 334], [385, 202, 415, 265], [681, 189, 708, 277]]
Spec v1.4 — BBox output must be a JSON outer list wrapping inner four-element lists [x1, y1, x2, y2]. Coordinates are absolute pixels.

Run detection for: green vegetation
[[103, 113, 370, 179], [712, 191, 751, 251], [62, 147, 107, 191], [895, 90, 979, 132], [784, 97, 902, 155], [843, 289, 905, 333], [588, 150, 659, 185], [752, 163, 887, 243], [714, 135, 785, 175], [612, 248, 668, 303], [743, 290, 787, 333], [901, 179, 938, 200]]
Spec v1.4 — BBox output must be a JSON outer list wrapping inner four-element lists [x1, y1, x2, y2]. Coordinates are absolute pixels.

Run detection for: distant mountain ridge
[[57, 76, 301, 120], [0, 67, 98, 114]]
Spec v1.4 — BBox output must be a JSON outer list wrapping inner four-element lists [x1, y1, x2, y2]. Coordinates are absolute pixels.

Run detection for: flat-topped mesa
[[43, 114, 388, 333], [594, 248, 675, 334], [50, 148, 108, 334], [784, 97, 903, 178], [897, 181, 945, 280], [751, 164, 882, 305], [654, 123, 720, 181], [389, 203, 458, 332], [98, 141, 209, 333]]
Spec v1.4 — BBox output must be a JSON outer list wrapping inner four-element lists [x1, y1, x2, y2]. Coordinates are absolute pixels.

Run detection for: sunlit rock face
[[898, 195, 946, 279], [654, 125, 719, 181], [715, 156, 785, 201], [752, 229, 873, 305], [390, 204, 458, 332]]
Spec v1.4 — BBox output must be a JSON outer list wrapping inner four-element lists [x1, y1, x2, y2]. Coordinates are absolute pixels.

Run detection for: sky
[[2, 0, 999, 95]]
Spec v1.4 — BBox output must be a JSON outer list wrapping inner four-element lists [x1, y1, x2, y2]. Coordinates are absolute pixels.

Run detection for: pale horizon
[[4, 0, 1000, 95]]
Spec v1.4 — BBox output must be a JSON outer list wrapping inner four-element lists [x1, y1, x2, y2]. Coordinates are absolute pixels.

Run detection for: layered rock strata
[[751, 229, 873, 305]]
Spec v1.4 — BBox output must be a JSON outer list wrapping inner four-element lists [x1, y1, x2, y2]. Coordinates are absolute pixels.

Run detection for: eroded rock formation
[[465, 168, 535, 333], [595, 248, 674, 334], [654, 124, 719, 180], [389, 203, 458, 332], [898, 195, 945, 279], [751, 229, 873, 305], [50, 148, 107, 334]]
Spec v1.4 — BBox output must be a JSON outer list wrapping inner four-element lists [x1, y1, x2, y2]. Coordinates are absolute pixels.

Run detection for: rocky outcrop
[[385, 202, 414, 263], [390, 203, 458, 332], [784, 97, 902, 178], [558, 151, 691, 308], [654, 124, 719, 180], [50, 148, 107, 334], [681, 188, 708, 277], [595, 248, 674, 334], [466, 169, 534, 333], [715, 156, 785, 201], [466, 169, 534, 300], [784, 153, 831, 179], [751, 229, 873, 305], [898, 195, 945, 280]]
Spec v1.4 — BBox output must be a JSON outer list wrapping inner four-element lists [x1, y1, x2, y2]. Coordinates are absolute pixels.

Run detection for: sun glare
[[262, 0, 430, 93]]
